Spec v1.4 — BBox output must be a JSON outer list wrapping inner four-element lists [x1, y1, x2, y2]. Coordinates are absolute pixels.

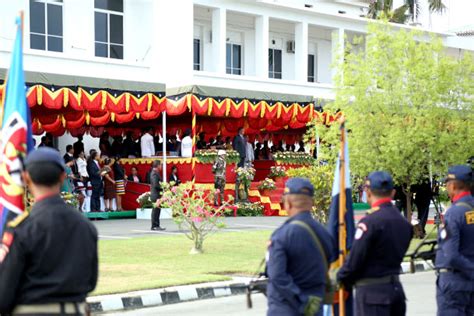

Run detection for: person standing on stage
[[212, 150, 227, 206], [150, 160, 165, 231], [140, 127, 155, 158], [181, 128, 193, 158], [87, 150, 103, 212]]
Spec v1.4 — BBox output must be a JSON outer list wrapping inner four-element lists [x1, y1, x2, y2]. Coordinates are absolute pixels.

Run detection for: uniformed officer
[[267, 178, 335, 316], [337, 171, 413, 316], [435, 165, 474, 315], [212, 150, 226, 206], [0, 147, 98, 315]]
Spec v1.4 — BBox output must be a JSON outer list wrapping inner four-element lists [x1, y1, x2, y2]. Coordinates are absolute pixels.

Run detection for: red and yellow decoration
[[0, 84, 341, 136]]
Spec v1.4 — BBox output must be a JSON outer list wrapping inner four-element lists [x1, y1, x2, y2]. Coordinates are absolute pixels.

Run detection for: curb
[[88, 262, 433, 313], [87, 282, 248, 313]]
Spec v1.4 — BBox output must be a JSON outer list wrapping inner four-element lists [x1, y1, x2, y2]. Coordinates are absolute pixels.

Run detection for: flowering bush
[[236, 167, 256, 188], [195, 149, 240, 164], [257, 178, 276, 191], [61, 192, 79, 209], [287, 164, 334, 224], [136, 192, 153, 209], [273, 152, 313, 165], [232, 202, 264, 217], [157, 183, 232, 254], [268, 166, 286, 178]]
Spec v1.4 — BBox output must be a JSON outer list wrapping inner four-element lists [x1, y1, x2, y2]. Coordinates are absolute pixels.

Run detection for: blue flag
[[0, 16, 34, 237], [326, 126, 355, 316]]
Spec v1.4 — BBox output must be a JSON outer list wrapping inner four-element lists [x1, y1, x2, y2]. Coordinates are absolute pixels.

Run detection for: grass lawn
[[94, 230, 271, 295], [95, 225, 439, 295], [405, 224, 438, 261]]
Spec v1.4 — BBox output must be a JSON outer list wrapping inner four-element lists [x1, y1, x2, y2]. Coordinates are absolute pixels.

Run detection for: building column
[[151, 0, 193, 87], [295, 22, 308, 82], [331, 28, 345, 82], [212, 8, 226, 74], [255, 15, 269, 78]]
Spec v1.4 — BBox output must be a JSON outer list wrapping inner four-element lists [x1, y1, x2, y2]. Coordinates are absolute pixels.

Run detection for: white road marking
[[132, 229, 183, 235], [234, 224, 279, 229], [99, 235, 132, 240]]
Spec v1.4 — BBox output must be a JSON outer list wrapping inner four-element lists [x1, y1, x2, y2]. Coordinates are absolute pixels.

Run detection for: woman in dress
[[61, 159, 77, 193], [101, 158, 116, 211], [113, 156, 126, 211]]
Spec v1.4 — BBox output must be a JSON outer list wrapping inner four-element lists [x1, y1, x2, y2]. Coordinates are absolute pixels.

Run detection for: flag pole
[[338, 117, 347, 316]]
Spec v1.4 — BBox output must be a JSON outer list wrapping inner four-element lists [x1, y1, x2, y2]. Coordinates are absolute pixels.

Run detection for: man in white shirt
[[245, 135, 254, 163], [181, 128, 193, 158], [140, 127, 155, 158]]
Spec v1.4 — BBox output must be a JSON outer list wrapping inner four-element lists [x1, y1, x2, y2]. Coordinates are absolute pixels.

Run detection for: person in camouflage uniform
[[213, 150, 227, 206]]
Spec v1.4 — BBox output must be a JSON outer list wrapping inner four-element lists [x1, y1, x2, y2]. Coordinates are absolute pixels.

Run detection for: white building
[[0, 0, 472, 154]]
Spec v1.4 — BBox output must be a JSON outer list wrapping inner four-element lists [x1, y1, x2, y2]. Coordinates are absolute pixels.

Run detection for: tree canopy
[[311, 22, 474, 220]]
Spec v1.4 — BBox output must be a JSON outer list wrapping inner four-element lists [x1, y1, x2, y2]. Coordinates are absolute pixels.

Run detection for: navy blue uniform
[[435, 192, 474, 315], [338, 201, 413, 316], [267, 212, 336, 316]]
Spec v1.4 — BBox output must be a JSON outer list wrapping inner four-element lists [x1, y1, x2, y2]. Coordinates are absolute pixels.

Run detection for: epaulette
[[366, 206, 380, 215], [7, 211, 29, 228]]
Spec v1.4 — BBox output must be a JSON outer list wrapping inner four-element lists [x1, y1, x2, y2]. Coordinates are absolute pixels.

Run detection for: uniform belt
[[13, 302, 86, 315], [436, 268, 459, 275], [355, 275, 400, 287]]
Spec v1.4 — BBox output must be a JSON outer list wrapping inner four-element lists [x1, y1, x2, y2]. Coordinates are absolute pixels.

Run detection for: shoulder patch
[[7, 211, 29, 228], [366, 206, 380, 215], [465, 211, 474, 225], [355, 223, 368, 240]]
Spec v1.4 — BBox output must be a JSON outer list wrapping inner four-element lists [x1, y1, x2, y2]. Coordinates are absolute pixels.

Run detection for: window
[[308, 54, 315, 82], [94, 0, 123, 59], [268, 48, 282, 79], [226, 43, 242, 75], [194, 39, 201, 71], [29, 0, 63, 52]]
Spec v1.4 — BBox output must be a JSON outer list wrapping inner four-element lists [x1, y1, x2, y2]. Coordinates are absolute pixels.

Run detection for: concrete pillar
[[295, 22, 308, 82], [151, 0, 193, 87], [211, 8, 226, 74], [331, 28, 345, 83], [255, 15, 269, 78]]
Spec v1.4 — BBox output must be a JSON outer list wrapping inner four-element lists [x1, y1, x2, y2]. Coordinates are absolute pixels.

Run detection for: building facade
[[0, 0, 472, 153]]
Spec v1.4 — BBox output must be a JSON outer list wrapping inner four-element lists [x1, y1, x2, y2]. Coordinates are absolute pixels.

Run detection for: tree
[[311, 22, 474, 221], [367, 0, 446, 24]]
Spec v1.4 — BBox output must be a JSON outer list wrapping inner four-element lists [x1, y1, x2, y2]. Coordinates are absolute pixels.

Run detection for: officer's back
[[0, 148, 98, 315], [337, 171, 413, 316], [435, 165, 474, 315], [267, 178, 335, 316]]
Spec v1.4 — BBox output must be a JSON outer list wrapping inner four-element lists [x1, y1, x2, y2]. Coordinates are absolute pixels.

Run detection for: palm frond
[[391, 4, 410, 24], [428, 0, 446, 13]]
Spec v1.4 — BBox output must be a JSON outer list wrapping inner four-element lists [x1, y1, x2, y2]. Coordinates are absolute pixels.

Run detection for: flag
[[0, 15, 34, 237], [327, 123, 355, 316]]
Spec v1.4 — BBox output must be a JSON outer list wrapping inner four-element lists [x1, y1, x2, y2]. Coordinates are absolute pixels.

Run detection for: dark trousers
[[91, 183, 102, 212], [355, 282, 406, 316], [151, 207, 161, 228], [415, 197, 430, 232], [437, 273, 474, 315]]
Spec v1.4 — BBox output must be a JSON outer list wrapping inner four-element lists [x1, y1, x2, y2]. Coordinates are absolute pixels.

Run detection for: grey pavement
[[93, 217, 287, 240], [99, 272, 437, 315]]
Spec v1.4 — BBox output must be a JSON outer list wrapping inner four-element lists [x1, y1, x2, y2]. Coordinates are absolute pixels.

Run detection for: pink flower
[[171, 186, 177, 193], [191, 216, 203, 223], [215, 189, 220, 194], [197, 206, 204, 214]]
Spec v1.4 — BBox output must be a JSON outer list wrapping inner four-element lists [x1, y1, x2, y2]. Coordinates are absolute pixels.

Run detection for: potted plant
[[257, 178, 276, 197], [236, 166, 256, 201], [234, 202, 265, 217], [268, 165, 287, 185], [136, 191, 153, 219]]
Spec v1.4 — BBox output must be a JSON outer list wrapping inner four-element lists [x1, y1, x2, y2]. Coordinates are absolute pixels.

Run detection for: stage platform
[[85, 211, 136, 220]]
